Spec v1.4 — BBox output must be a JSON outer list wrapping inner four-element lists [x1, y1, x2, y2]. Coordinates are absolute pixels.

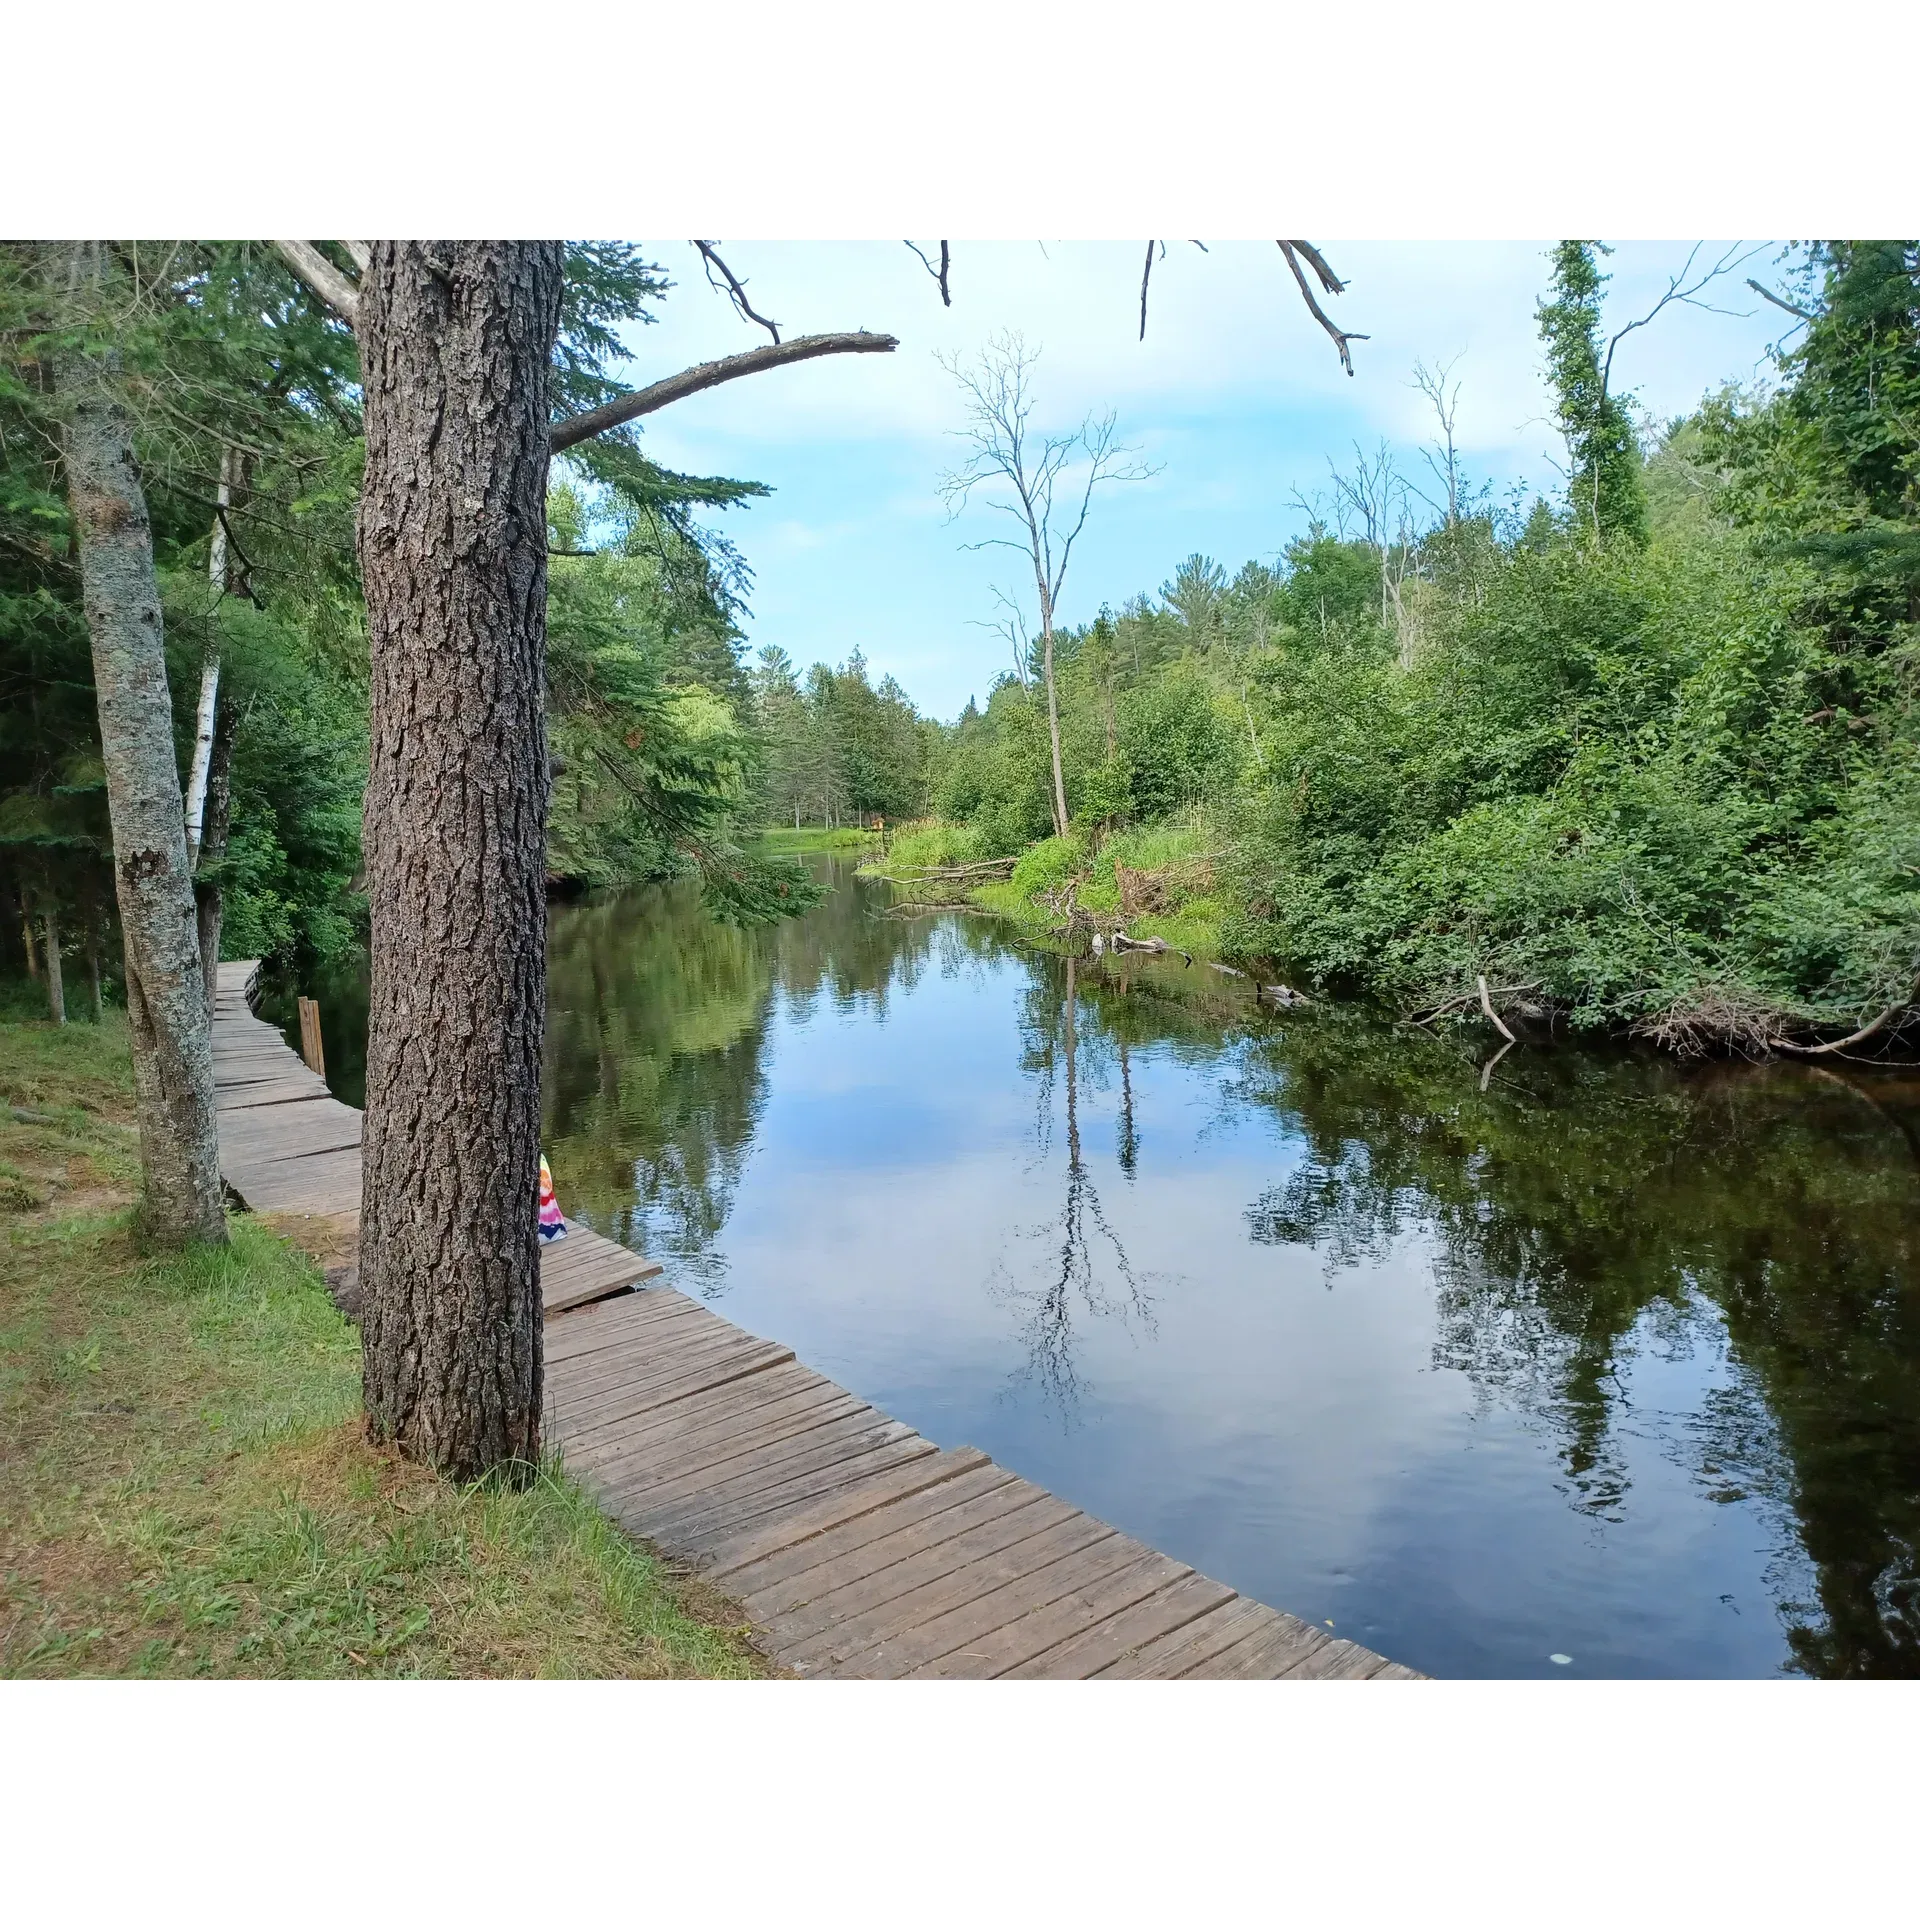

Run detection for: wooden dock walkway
[[214, 959, 1420, 1680]]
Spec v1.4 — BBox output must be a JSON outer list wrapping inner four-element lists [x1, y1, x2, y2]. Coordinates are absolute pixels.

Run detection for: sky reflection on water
[[533, 856, 1920, 1678]]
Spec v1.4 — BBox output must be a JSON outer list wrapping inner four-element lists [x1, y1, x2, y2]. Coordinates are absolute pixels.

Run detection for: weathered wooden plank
[[627, 1418, 924, 1538], [913, 1550, 1188, 1678], [542, 1290, 708, 1364], [583, 1402, 893, 1513], [698, 1448, 996, 1577], [739, 1471, 1037, 1614], [549, 1328, 771, 1420], [1093, 1595, 1279, 1680], [1003, 1570, 1239, 1679], [552, 1345, 797, 1443], [553, 1308, 755, 1386], [1273, 1636, 1391, 1681], [556, 1367, 844, 1472], [751, 1480, 1063, 1648], [1177, 1610, 1330, 1679], [827, 1528, 1154, 1679], [776, 1511, 1111, 1673], [649, 1436, 943, 1557]]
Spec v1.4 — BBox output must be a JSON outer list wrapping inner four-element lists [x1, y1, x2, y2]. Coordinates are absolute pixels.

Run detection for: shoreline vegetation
[[0, 1009, 761, 1678], [829, 245, 1920, 1063]]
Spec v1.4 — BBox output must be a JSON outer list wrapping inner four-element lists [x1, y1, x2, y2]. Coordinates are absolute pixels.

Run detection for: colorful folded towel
[[538, 1153, 567, 1243]]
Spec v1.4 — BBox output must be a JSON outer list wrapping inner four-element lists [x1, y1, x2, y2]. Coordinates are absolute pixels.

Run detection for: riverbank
[[868, 816, 1231, 962], [0, 1013, 760, 1678]]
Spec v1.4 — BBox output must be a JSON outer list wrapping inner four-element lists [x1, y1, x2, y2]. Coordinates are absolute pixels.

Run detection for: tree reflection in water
[[1233, 1011, 1920, 1677], [533, 855, 1920, 1677], [995, 954, 1154, 1422]]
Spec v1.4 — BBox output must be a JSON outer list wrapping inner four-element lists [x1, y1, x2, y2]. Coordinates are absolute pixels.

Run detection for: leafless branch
[[1602, 242, 1765, 398], [1138, 241, 1163, 341], [1276, 241, 1366, 375], [905, 240, 952, 307], [550, 332, 898, 452], [1747, 277, 1816, 324], [271, 242, 359, 325], [1287, 241, 1346, 296], [693, 241, 780, 343], [342, 242, 372, 274]]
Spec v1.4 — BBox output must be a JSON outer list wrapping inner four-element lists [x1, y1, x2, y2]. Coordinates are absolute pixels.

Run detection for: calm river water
[[278, 853, 1920, 1678]]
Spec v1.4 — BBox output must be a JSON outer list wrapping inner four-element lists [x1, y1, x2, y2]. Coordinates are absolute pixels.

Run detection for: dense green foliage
[[748, 643, 932, 829], [903, 242, 1920, 1051], [0, 241, 819, 1009]]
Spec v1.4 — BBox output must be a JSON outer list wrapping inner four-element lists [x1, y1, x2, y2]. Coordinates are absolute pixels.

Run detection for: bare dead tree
[[939, 333, 1156, 838], [693, 241, 781, 343], [1411, 355, 1466, 526], [905, 240, 951, 306]]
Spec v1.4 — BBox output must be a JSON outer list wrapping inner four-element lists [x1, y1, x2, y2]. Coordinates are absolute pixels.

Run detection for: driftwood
[[1108, 931, 1192, 966], [1775, 997, 1910, 1058], [1478, 974, 1519, 1044], [884, 857, 1017, 880]]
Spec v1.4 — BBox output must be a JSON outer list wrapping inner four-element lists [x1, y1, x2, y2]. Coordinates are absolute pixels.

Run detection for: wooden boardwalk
[[214, 959, 1420, 1680]]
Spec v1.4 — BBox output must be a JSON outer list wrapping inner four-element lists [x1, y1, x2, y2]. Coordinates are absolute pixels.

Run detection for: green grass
[[891, 811, 1230, 960], [758, 824, 877, 854], [0, 1010, 761, 1679]]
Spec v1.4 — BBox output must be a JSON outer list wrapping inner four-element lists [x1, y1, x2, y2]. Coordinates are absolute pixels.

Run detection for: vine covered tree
[[1537, 241, 1647, 547]]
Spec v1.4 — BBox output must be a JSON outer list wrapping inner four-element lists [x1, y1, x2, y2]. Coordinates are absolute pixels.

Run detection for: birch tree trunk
[[52, 247, 226, 1247], [184, 445, 234, 863], [195, 696, 238, 1014], [355, 241, 562, 1478]]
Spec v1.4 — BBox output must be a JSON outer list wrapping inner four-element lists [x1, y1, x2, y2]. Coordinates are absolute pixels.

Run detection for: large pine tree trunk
[[355, 241, 563, 1479], [53, 249, 226, 1247]]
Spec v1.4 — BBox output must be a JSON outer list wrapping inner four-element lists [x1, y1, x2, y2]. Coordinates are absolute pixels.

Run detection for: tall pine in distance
[[1537, 241, 1648, 547]]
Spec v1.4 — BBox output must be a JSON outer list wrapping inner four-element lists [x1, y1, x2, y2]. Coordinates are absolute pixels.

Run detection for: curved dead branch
[[550, 332, 899, 451], [1775, 997, 1911, 1057], [1277, 240, 1367, 375]]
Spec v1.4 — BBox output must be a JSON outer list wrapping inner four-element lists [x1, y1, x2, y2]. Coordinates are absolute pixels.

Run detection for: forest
[[13, 243, 1913, 1057], [877, 242, 1920, 1056]]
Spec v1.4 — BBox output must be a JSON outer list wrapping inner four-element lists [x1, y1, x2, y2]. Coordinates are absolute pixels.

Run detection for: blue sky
[[609, 241, 1799, 720]]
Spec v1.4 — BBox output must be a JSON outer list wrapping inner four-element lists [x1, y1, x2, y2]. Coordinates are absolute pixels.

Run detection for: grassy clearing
[[758, 824, 877, 854], [876, 813, 1230, 959], [0, 1012, 761, 1680]]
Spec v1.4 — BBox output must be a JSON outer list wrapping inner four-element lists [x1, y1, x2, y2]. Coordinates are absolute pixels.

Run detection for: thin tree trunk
[[86, 913, 103, 1021], [20, 885, 38, 980], [195, 694, 239, 1014], [356, 241, 563, 1479], [184, 447, 235, 863], [1041, 610, 1069, 839], [52, 245, 225, 1247], [42, 906, 65, 1024]]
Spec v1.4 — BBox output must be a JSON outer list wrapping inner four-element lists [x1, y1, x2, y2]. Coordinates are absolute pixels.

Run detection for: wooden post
[[297, 996, 326, 1078]]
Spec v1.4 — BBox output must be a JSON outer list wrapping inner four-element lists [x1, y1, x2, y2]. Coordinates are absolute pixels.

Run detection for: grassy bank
[[871, 814, 1232, 960], [758, 824, 879, 855], [0, 1013, 759, 1679]]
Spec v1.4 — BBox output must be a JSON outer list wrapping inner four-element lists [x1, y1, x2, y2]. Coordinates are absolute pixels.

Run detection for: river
[[269, 851, 1920, 1678]]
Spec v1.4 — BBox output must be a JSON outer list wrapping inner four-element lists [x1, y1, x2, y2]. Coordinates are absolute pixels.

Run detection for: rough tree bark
[[41, 905, 65, 1024], [355, 241, 563, 1478], [52, 245, 226, 1247]]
